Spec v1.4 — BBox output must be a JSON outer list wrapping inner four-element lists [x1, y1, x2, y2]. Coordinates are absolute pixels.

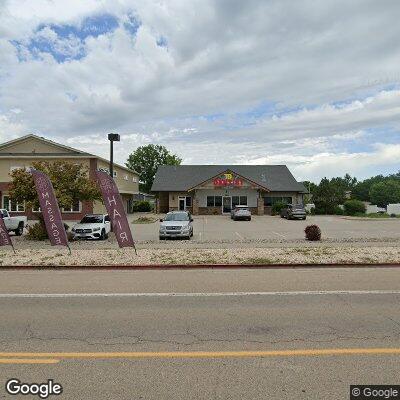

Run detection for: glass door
[[222, 196, 231, 213]]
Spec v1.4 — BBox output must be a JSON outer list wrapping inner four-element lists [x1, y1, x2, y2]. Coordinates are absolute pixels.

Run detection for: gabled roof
[[151, 165, 307, 193], [0, 134, 138, 174]]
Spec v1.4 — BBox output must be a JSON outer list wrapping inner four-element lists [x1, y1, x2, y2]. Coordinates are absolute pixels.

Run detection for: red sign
[[31, 169, 69, 249], [95, 170, 136, 250], [213, 176, 243, 187]]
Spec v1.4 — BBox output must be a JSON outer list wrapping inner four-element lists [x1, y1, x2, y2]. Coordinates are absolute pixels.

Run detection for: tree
[[9, 161, 101, 210], [312, 177, 346, 214], [369, 180, 400, 207], [126, 144, 182, 193]]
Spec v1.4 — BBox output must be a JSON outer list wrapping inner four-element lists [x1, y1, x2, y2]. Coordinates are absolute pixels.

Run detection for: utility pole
[[107, 133, 120, 233]]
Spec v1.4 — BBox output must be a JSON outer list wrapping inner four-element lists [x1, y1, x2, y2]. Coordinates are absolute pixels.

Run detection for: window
[[240, 196, 247, 205], [124, 175, 128, 181], [32, 206, 41, 212], [185, 196, 192, 207], [62, 199, 81, 213], [207, 196, 224, 207], [133, 177, 137, 183], [264, 196, 292, 206], [2, 195, 25, 212], [113, 171, 117, 178], [232, 196, 239, 208]]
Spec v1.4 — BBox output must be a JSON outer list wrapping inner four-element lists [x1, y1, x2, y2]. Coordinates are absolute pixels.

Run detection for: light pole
[[108, 133, 120, 178]]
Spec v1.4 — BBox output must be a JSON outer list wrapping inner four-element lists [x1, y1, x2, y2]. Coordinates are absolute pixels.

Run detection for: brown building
[[0, 134, 139, 220], [151, 165, 307, 215]]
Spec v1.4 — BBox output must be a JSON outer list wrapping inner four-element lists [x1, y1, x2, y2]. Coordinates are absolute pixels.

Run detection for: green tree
[[369, 180, 400, 207], [313, 177, 346, 214], [126, 144, 182, 193], [9, 161, 101, 210]]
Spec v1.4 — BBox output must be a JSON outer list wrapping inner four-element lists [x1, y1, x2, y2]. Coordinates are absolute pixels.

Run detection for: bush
[[271, 201, 286, 215], [305, 224, 321, 241], [26, 216, 69, 241], [343, 199, 366, 216], [132, 201, 152, 212]]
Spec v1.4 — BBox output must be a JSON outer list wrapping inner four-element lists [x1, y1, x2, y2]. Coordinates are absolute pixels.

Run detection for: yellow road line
[[0, 348, 400, 359], [0, 359, 60, 364]]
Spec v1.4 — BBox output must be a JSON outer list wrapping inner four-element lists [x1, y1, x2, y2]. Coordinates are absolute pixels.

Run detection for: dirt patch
[[0, 246, 399, 266]]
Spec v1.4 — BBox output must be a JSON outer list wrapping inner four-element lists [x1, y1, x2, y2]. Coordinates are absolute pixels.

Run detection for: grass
[[131, 216, 158, 224], [351, 213, 400, 219]]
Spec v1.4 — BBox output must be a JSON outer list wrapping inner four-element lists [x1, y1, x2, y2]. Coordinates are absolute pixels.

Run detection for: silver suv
[[159, 211, 194, 240], [231, 206, 252, 221]]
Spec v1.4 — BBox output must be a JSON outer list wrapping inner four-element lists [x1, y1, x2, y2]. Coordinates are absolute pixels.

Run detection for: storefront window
[[207, 196, 222, 207], [264, 196, 292, 206], [207, 196, 214, 207], [240, 196, 247, 205], [215, 196, 222, 206], [185, 196, 192, 207], [232, 196, 239, 207]]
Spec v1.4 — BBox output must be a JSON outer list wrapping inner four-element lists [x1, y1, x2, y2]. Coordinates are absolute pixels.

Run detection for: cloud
[[0, 0, 399, 182]]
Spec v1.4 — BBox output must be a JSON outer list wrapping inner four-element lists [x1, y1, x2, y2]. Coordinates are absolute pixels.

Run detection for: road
[[0, 267, 399, 399]]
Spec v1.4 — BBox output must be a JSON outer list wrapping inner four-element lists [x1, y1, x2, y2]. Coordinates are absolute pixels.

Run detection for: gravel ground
[[1, 244, 400, 266]]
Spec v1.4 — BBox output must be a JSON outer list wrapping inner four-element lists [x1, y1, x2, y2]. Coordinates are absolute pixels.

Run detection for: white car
[[72, 214, 111, 240], [0, 209, 27, 236]]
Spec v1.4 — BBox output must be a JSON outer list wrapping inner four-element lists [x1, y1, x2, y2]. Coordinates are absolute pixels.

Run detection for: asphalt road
[[0, 268, 399, 399]]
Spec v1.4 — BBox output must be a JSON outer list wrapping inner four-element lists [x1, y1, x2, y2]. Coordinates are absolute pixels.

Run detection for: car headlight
[[182, 226, 190, 232], [93, 227, 100, 232], [160, 226, 166, 231]]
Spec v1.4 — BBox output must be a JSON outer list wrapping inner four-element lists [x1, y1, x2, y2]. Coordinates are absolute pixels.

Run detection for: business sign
[[95, 170, 136, 250], [0, 214, 14, 252], [31, 169, 70, 250], [213, 172, 243, 187]]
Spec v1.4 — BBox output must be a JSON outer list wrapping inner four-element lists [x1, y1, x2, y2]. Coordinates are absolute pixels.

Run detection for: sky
[[0, 0, 399, 183]]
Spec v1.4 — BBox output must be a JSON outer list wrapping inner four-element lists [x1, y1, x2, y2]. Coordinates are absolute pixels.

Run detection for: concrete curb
[[0, 263, 400, 270]]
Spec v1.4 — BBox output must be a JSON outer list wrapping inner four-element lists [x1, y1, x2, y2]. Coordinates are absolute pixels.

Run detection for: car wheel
[[14, 223, 24, 236], [248, 218, 251, 221]]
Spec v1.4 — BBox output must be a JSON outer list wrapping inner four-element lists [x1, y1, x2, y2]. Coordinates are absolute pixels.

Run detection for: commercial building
[[0, 134, 139, 220], [151, 165, 307, 215]]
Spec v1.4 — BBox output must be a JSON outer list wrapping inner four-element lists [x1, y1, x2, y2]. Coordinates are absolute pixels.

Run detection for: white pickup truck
[[0, 209, 27, 236]]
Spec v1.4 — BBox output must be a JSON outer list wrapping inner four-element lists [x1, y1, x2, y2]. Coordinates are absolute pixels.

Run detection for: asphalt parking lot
[[131, 215, 400, 242]]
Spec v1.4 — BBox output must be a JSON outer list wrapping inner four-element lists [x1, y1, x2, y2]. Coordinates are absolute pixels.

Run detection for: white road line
[[272, 231, 286, 238], [0, 290, 399, 298], [235, 232, 244, 240]]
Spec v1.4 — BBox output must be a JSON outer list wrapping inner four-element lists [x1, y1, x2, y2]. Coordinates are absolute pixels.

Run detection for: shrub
[[26, 215, 69, 241], [390, 213, 397, 218], [343, 199, 366, 216], [305, 224, 321, 241], [333, 206, 344, 215], [132, 201, 152, 212], [271, 201, 286, 215]]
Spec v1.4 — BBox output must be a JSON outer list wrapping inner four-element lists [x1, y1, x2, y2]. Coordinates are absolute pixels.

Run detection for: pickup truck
[[0, 209, 27, 235]]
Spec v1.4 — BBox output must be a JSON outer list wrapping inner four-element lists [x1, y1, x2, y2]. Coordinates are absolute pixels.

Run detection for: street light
[[108, 133, 120, 178]]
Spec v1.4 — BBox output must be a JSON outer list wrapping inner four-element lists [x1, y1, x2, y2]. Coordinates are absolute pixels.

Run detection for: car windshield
[[164, 213, 189, 221], [80, 215, 103, 223]]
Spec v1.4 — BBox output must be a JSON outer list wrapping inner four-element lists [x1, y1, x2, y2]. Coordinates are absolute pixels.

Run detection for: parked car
[[72, 214, 111, 240], [159, 211, 193, 240], [0, 209, 27, 236], [280, 204, 307, 220], [231, 206, 252, 221]]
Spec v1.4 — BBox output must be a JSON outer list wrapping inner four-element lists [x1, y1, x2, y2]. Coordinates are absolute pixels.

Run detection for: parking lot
[[131, 215, 400, 243]]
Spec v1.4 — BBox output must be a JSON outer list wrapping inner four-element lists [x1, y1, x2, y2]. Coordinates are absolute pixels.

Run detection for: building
[[151, 165, 307, 215], [0, 134, 139, 220]]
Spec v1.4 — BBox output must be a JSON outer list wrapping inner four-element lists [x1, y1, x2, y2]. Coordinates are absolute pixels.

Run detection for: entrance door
[[222, 196, 231, 213], [179, 197, 186, 211]]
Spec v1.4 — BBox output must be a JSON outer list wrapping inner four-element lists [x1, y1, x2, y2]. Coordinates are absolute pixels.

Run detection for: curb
[[0, 263, 399, 270]]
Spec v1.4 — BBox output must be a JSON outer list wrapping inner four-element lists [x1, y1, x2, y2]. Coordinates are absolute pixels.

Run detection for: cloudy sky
[[0, 0, 399, 182]]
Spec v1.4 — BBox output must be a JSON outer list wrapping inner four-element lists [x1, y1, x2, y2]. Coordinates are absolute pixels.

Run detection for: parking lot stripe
[[235, 232, 244, 240]]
